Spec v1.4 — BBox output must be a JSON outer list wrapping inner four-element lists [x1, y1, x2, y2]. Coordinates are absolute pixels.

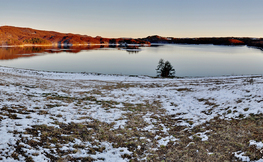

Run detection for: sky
[[1, 0, 263, 38]]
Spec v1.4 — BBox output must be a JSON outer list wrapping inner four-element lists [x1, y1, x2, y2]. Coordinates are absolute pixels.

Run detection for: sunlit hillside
[[0, 26, 150, 46]]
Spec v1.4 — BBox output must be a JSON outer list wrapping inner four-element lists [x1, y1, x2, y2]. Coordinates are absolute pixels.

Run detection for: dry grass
[[1, 72, 263, 161], [155, 114, 263, 162]]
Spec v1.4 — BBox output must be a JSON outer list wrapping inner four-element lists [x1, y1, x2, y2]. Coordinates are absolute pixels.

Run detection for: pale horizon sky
[[1, 0, 263, 38]]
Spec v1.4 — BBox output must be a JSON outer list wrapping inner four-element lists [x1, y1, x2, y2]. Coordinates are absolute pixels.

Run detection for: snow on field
[[250, 140, 263, 150], [0, 66, 263, 161]]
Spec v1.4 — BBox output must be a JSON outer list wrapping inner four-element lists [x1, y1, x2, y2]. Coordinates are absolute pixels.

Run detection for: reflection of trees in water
[[0, 44, 143, 60], [119, 45, 142, 54], [0, 47, 39, 60], [0, 45, 105, 60], [126, 50, 140, 54]]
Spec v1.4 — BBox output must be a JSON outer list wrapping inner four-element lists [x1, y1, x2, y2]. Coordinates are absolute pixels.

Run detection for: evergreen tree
[[156, 59, 175, 77]]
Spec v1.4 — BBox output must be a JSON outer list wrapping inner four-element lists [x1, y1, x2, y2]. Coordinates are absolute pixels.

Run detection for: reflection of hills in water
[[0, 47, 44, 60], [0, 45, 144, 60]]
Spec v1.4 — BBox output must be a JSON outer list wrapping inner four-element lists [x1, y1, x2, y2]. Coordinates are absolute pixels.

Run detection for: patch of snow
[[156, 135, 178, 147], [233, 151, 250, 162], [90, 142, 132, 162], [189, 130, 211, 141], [250, 140, 263, 149]]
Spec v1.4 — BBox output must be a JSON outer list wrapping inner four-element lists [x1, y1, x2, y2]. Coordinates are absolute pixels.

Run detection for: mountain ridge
[[1, 26, 263, 49]]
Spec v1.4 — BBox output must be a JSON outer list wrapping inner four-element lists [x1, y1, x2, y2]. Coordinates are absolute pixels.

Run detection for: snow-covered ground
[[0, 66, 263, 161]]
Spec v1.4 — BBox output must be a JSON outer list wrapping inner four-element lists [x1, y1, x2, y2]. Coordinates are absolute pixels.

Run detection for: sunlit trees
[[23, 38, 51, 44]]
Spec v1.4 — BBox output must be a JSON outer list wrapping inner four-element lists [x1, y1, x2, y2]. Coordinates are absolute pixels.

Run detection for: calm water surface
[[0, 44, 263, 77]]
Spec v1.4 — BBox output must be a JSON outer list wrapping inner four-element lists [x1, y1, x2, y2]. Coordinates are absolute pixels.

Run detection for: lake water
[[0, 44, 263, 77]]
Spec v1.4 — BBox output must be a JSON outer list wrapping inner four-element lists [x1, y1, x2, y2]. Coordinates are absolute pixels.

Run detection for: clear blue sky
[[1, 0, 263, 38]]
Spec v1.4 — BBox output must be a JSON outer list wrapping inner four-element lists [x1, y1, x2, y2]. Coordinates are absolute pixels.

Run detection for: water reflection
[[125, 50, 140, 54], [0, 46, 102, 60], [0, 47, 40, 60], [0, 45, 143, 60], [119, 45, 142, 54], [1, 44, 263, 77]]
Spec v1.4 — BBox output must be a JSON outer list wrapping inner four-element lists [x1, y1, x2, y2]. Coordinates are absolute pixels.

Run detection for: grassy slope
[[0, 67, 262, 161]]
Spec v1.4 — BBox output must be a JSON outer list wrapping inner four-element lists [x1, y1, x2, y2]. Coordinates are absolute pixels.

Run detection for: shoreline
[[1, 42, 262, 51], [0, 43, 150, 48], [0, 65, 261, 81]]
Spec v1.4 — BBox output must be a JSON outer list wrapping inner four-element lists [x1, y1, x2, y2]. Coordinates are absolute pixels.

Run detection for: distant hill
[[142, 35, 263, 49], [1, 26, 263, 49], [0, 26, 150, 46]]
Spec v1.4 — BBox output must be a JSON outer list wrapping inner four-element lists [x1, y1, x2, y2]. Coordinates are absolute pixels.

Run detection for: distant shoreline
[[0, 43, 151, 48], [1, 26, 263, 49], [1, 43, 262, 52]]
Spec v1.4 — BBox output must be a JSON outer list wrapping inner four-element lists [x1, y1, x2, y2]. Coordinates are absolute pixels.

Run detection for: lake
[[0, 44, 263, 77]]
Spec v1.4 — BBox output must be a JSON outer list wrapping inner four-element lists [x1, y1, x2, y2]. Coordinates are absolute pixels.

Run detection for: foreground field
[[0, 67, 262, 161]]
